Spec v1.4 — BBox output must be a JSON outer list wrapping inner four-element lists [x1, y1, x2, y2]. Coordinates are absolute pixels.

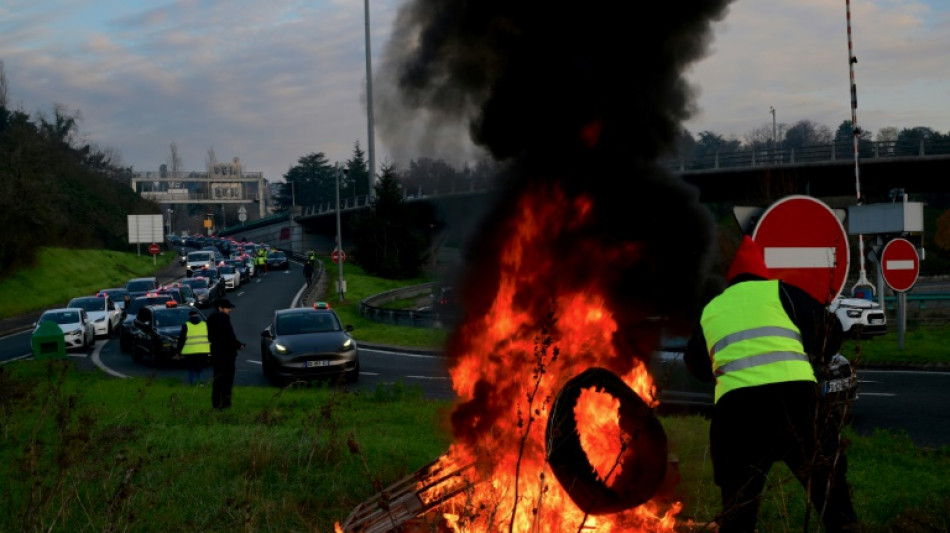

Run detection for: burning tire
[[546, 367, 668, 515]]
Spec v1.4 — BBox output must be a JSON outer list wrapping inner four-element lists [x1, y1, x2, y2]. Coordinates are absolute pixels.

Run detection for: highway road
[[0, 262, 455, 401], [1, 266, 947, 445]]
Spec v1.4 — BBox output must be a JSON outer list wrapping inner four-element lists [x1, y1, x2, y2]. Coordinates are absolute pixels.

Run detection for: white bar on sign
[[885, 260, 915, 270], [763, 247, 835, 268]]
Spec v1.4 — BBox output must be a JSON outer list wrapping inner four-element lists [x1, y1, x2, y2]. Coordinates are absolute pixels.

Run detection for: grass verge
[[843, 326, 950, 366], [2, 361, 948, 532], [0, 247, 177, 319], [321, 259, 447, 349]]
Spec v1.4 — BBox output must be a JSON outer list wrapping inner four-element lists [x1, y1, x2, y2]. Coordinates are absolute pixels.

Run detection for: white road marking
[[1, 353, 33, 364], [764, 247, 835, 268], [856, 392, 897, 397], [91, 340, 129, 378], [405, 375, 449, 380], [246, 360, 262, 365], [362, 348, 445, 359], [360, 371, 380, 376]]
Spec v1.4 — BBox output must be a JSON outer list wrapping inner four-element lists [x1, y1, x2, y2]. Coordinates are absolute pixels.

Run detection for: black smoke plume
[[377, 0, 735, 348]]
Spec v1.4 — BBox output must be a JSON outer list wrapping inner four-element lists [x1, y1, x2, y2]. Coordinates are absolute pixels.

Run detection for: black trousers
[[711, 381, 858, 533], [212, 357, 236, 409]]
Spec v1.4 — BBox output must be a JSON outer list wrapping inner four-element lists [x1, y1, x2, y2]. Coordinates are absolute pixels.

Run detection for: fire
[[433, 183, 680, 532]]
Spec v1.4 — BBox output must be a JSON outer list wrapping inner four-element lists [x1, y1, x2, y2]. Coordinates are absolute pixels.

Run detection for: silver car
[[34, 308, 96, 350]]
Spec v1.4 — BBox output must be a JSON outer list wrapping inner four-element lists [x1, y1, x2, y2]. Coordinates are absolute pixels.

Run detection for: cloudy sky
[[3, 0, 948, 183]]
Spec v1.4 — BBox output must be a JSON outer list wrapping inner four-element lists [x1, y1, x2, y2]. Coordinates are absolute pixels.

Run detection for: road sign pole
[[336, 169, 345, 302]]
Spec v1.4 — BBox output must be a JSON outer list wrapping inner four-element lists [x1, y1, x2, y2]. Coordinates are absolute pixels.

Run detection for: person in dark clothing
[[207, 298, 245, 409], [303, 260, 314, 287], [684, 236, 858, 533], [175, 309, 210, 385]]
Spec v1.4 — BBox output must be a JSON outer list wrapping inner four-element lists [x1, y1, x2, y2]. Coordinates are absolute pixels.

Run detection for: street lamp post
[[166, 208, 174, 237]]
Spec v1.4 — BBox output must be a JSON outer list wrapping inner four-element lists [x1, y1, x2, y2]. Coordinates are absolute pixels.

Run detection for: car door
[[80, 309, 95, 342], [106, 298, 122, 330]]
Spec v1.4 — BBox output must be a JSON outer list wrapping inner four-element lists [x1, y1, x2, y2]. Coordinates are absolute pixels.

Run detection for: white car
[[34, 308, 96, 350], [217, 265, 241, 290], [67, 295, 122, 337], [829, 297, 887, 338], [185, 251, 215, 277]]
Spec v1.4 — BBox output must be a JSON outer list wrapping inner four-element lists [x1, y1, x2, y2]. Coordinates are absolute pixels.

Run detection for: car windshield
[[41, 311, 81, 325], [127, 280, 155, 292], [101, 289, 127, 300], [276, 312, 340, 335], [152, 308, 194, 328], [127, 297, 171, 316], [188, 252, 213, 262], [183, 279, 209, 289], [68, 297, 105, 312], [218, 266, 235, 274], [267, 252, 286, 259]]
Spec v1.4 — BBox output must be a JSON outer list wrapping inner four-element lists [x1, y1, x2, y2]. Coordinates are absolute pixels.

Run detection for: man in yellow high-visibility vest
[[176, 309, 210, 385], [685, 236, 857, 533]]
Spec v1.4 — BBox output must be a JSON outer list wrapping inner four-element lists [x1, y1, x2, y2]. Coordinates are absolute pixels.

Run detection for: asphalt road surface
[[0, 263, 455, 401], [2, 270, 947, 444]]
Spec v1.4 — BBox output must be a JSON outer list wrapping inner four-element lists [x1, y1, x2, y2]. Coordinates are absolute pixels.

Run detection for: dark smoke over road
[[377, 0, 736, 339]]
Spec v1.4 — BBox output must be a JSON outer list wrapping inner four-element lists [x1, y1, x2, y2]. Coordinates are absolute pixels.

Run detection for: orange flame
[[436, 182, 679, 532]]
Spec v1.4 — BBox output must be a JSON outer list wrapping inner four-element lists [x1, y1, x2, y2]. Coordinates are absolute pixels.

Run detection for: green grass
[[0, 247, 177, 319], [322, 259, 448, 349], [843, 326, 950, 366], [0, 361, 453, 532], [2, 361, 947, 532]]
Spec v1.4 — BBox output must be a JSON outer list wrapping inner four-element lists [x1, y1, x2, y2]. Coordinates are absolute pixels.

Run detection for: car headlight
[[845, 309, 862, 318], [67, 328, 81, 336], [161, 334, 177, 347], [95, 316, 106, 322], [274, 343, 289, 354], [341, 338, 353, 350]]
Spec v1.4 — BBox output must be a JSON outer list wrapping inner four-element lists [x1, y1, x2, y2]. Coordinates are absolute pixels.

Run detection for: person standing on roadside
[[685, 236, 858, 532], [207, 298, 245, 409], [303, 259, 314, 287], [175, 309, 210, 385]]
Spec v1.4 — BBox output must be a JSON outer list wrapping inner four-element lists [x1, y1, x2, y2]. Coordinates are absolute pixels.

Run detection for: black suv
[[130, 304, 206, 365], [119, 294, 175, 352]]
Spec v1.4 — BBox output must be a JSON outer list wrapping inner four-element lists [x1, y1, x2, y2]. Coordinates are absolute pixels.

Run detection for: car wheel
[[346, 360, 360, 383]]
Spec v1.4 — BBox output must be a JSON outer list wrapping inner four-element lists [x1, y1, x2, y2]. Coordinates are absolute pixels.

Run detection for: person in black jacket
[[684, 236, 857, 532], [207, 298, 245, 409]]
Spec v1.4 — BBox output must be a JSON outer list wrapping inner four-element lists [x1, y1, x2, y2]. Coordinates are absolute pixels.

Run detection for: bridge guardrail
[[359, 282, 443, 328]]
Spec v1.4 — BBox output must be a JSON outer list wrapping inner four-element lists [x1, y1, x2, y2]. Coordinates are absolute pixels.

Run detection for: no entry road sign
[[752, 195, 849, 304], [881, 237, 919, 292], [332, 248, 346, 264], [149, 243, 160, 255]]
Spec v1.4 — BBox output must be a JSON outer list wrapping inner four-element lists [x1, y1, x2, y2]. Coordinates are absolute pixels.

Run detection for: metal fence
[[358, 282, 444, 328], [664, 138, 950, 173]]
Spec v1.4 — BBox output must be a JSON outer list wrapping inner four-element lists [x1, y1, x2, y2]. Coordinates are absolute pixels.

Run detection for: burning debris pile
[[343, 0, 736, 531]]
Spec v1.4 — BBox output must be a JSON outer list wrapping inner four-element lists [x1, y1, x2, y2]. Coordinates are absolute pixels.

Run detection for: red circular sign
[[881, 237, 919, 292], [149, 243, 161, 255], [752, 195, 849, 304], [331, 249, 346, 264]]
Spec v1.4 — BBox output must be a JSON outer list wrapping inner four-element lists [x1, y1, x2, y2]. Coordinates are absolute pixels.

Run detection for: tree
[[279, 152, 336, 210], [343, 142, 370, 200], [783, 119, 832, 150], [349, 164, 439, 278], [693, 131, 740, 162]]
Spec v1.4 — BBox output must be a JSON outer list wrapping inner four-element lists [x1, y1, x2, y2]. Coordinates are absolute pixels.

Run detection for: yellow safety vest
[[181, 321, 210, 355], [700, 280, 816, 403]]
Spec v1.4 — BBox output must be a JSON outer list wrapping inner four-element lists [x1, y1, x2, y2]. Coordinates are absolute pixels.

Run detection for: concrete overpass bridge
[[219, 138, 950, 256]]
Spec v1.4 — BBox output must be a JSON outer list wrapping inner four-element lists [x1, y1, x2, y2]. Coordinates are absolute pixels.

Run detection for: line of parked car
[[31, 243, 361, 387]]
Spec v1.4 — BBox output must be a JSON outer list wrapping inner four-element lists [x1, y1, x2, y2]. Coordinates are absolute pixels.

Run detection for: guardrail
[[663, 138, 950, 173], [359, 282, 443, 328]]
